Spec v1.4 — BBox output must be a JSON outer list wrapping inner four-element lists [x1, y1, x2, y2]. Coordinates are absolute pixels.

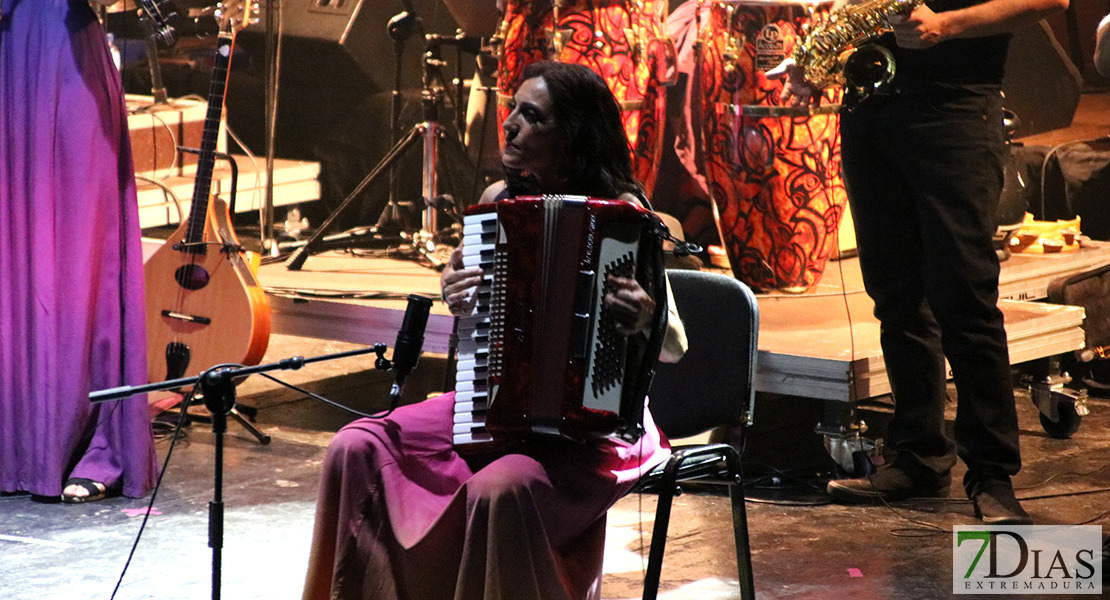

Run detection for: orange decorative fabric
[[495, 0, 671, 197]]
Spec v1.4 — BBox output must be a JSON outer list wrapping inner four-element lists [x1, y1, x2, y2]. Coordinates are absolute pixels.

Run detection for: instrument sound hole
[[175, 265, 210, 290]]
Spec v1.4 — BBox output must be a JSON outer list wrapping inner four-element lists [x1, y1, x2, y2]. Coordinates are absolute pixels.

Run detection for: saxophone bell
[[791, 0, 923, 104], [842, 44, 896, 108]]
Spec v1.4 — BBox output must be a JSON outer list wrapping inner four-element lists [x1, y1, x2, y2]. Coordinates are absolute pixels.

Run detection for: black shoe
[[970, 482, 1033, 525], [827, 466, 951, 504]]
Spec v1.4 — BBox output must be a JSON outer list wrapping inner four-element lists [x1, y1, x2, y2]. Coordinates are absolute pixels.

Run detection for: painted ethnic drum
[[494, 0, 673, 198], [698, 0, 847, 292]]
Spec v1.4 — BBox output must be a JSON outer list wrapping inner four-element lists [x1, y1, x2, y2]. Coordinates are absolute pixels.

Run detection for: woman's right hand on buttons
[[440, 246, 485, 317]]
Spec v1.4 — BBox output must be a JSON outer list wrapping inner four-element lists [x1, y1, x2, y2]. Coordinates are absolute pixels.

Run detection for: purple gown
[[0, 0, 156, 498], [302, 393, 670, 600]]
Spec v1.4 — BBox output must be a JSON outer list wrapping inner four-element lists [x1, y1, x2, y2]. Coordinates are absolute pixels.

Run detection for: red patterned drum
[[494, 0, 672, 197], [698, 0, 847, 292]]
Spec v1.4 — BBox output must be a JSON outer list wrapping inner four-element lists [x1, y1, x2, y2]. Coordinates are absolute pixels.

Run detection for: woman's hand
[[441, 246, 485, 317], [604, 276, 656, 337]]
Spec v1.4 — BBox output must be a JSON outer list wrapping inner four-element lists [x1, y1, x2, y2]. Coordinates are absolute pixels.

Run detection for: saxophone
[[791, 0, 924, 92]]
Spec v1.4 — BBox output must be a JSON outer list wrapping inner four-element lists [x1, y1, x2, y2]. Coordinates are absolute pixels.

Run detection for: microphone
[[388, 294, 434, 407]]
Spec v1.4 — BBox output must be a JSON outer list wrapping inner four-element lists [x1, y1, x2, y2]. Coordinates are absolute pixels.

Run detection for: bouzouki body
[[143, 1, 269, 382], [144, 198, 270, 382]]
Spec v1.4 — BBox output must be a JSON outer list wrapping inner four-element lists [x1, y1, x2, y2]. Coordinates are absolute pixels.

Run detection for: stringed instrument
[[143, 0, 270, 383]]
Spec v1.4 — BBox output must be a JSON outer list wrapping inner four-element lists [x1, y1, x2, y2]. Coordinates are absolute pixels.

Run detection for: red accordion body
[[453, 196, 666, 451]]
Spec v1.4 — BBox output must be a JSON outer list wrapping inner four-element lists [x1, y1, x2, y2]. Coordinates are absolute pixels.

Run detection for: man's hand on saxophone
[[889, 5, 946, 49]]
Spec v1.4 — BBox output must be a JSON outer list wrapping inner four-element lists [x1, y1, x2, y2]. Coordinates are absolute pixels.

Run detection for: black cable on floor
[[110, 388, 195, 599]]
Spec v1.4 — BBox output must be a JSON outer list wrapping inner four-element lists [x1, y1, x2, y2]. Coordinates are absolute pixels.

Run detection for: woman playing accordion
[[302, 61, 686, 600]]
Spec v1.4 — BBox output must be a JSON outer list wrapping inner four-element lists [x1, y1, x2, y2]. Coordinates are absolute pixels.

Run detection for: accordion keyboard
[[452, 212, 499, 447]]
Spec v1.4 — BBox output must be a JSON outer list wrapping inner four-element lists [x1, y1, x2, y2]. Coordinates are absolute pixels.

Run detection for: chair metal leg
[[729, 479, 756, 600], [641, 446, 757, 600], [643, 458, 681, 600], [643, 488, 674, 600]]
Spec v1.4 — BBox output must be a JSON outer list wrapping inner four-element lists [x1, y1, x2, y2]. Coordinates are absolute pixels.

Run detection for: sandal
[[61, 478, 110, 504]]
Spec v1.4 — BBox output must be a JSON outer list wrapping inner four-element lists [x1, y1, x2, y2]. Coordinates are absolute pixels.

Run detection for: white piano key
[[454, 422, 492, 435], [463, 214, 497, 233], [453, 410, 488, 425], [463, 233, 496, 248], [454, 380, 488, 394], [453, 431, 494, 445], [456, 357, 489, 372], [453, 400, 489, 413]]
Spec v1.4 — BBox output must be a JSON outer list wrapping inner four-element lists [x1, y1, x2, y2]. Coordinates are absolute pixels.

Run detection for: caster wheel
[[1039, 403, 1082, 439]]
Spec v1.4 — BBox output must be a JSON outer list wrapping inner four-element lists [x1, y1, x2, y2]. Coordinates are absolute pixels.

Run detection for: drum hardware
[[720, 3, 742, 63], [625, 27, 639, 56], [714, 102, 840, 118], [283, 25, 480, 271]]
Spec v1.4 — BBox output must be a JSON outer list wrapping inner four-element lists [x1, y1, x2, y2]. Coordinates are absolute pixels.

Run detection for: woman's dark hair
[[505, 61, 642, 200]]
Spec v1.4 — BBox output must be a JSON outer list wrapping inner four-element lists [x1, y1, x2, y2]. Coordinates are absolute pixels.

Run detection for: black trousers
[[840, 86, 1021, 495]]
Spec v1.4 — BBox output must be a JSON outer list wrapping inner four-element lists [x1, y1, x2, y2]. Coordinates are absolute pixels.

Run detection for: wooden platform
[[259, 252, 457, 355], [749, 243, 1110, 402], [755, 291, 1085, 402], [999, 240, 1110, 300], [135, 156, 321, 229], [250, 243, 1110, 403], [126, 94, 321, 229]]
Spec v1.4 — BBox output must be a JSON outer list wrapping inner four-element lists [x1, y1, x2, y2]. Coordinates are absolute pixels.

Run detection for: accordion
[[452, 196, 668, 451]]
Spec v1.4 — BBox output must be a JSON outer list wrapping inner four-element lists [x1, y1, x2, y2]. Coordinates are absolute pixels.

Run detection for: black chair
[[635, 269, 759, 600]]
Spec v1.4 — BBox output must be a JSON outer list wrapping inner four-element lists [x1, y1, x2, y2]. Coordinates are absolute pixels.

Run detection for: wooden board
[[750, 250, 1096, 402], [136, 156, 320, 229], [258, 252, 455, 354], [247, 247, 1102, 403]]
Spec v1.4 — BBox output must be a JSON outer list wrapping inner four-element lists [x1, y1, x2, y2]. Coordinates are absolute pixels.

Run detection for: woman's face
[[502, 76, 564, 187]]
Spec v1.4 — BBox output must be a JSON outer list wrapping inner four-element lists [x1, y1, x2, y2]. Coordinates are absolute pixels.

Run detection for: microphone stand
[[90, 340, 419, 600]]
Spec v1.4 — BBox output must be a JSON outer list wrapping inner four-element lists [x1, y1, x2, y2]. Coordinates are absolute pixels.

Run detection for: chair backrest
[[647, 270, 759, 440]]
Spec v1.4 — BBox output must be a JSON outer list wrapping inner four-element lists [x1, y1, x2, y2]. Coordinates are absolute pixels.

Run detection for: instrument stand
[[198, 368, 237, 600], [379, 11, 421, 237], [260, 0, 281, 256], [168, 394, 271, 446], [283, 31, 476, 272], [154, 147, 270, 445]]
